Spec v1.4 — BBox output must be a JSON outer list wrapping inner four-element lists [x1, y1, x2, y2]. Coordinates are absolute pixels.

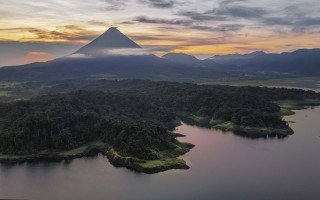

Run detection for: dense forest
[[0, 91, 178, 159], [49, 79, 320, 129], [0, 79, 320, 158]]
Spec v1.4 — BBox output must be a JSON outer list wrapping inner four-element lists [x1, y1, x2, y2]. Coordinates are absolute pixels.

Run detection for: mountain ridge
[[0, 27, 319, 82], [209, 48, 320, 75]]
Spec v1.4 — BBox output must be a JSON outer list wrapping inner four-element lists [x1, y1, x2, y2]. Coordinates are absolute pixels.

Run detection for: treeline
[[0, 91, 176, 158], [0, 80, 319, 156], [48, 79, 320, 101], [49, 79, 320, 128]]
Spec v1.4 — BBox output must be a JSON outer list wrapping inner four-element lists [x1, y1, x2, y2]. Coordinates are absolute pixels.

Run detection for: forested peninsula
[[0, 80, 319, 173]]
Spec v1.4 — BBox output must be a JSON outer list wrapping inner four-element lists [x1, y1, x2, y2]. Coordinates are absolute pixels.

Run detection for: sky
[[1, 0, 320, 66]]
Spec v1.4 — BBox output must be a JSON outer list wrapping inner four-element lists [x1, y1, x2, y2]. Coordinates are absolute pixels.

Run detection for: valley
[[201, 76, 320, 92]]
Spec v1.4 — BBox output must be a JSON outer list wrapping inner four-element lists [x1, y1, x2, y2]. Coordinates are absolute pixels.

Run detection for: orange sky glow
[[1, 0, 320, 65]]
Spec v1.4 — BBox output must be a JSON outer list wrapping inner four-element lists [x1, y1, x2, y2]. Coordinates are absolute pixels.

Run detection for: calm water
[[0, 107, 320, 200]]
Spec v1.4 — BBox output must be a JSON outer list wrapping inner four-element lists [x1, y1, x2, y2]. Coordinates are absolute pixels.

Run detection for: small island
[[0, 80, 319, 173]]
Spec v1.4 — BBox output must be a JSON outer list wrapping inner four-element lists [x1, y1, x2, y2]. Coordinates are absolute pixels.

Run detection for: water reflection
[[0, 107, 319, 200]]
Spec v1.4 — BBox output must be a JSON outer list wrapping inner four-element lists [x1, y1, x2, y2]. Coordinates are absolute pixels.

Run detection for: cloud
[[87, 20, 110, 27], [70, 46, 170, 57], [0, 26, 99, 43], [133, 16, 212, 31], [102, 0, 127, 10], [214, 4, 267, 19], [132, 16, 243, 32], [66, 53, 92, 59], [262, 16, 320, 32], [133, 16, 192, 26], [178, 1, 320, 32], [130, 34, 169, 41], [143, 0, 175, 8], [217, 24, 244, 32], [180, 3, 267, 21], [1, 0, 320, 59], [5, 51, 55, 66], [142, 45, 174, 52], [179, 11, 228, 21], [102, 48, 153, 56], [102, 0, 176, 10]]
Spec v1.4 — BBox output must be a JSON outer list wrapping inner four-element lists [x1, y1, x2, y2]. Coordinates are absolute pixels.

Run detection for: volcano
[[2, 27, 317, 82], [74, 27, 141, 56], [0, 27, 213, 82]]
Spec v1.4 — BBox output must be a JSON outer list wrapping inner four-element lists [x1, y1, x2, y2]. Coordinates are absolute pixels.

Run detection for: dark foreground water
[[0, 107, 320, 200]]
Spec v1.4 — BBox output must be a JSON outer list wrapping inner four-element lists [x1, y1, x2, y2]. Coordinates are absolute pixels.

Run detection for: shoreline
[[0, 99, 319, 173], [178, 99, 320, 138], [0, 141, 194, 174]]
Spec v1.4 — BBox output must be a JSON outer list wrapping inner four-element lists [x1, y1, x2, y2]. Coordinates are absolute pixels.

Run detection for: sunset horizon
[[1, 0, 320, 66], [0, 1, 320, 200]]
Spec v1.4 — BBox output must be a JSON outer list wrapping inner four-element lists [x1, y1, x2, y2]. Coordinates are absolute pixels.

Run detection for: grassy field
[[275, 99, 320, 115], [107, 142, 194, 174], [56, 142, 107, 157], [0, 142, 108, 162], [210, 120, 294, 138], [0, 91, 10, 97], [200, 77, 320, 92], [0, 81, 52, 102], [0, 139, 193, 174]]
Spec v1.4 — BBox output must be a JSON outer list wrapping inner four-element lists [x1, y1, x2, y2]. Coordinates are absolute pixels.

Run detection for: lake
[[0, 107, 320, 200]]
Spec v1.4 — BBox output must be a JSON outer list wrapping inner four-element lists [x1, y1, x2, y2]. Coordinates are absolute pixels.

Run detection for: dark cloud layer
[[179, 3, 267, 21], [102, 0, 176, 10], [145, 0, 175, 8], [99, 0, 320, 33], [179, 1, 320, 32], [134, 16, 192, 26], [133, 16, 244, 32], [102, 0, 127, 10]]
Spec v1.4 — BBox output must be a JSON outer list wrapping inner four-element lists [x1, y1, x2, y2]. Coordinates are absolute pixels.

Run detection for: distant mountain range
[[163, 50, 320, 76], [209, 49, 320, 75], [0, 27, 319, 82]]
